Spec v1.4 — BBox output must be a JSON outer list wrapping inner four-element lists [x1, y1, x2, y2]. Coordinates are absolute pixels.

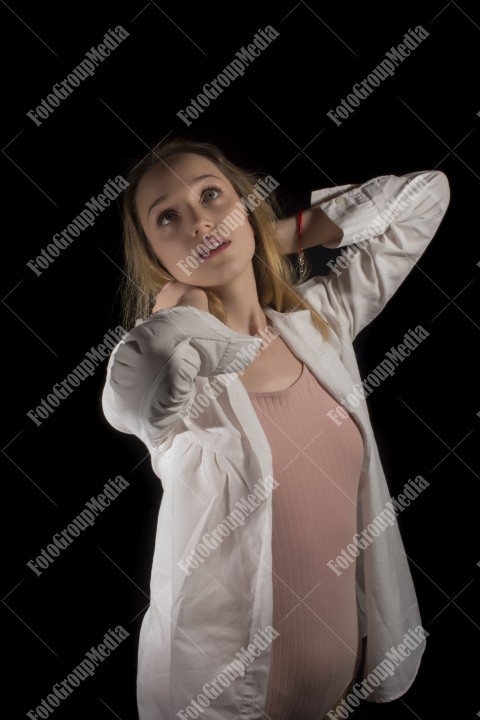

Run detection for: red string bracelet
[[297, 209, 303, 253], [296, 209, 305, 282]]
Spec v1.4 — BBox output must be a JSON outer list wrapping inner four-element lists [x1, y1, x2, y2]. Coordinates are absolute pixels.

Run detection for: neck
[[208, 265, 268, 337]]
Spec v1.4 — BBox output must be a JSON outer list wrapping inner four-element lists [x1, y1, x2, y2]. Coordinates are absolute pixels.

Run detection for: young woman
[[102, 137, 450, 720]]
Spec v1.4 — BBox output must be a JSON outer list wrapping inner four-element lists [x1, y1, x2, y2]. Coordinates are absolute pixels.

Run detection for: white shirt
[[102, 169, 450, 720]]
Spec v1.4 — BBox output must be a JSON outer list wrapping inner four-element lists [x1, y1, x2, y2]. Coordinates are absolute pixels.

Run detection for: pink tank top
[[247, 361, 364, 719]]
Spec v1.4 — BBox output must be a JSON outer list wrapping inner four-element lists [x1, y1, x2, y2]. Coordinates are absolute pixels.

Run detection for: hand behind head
[[151, 281, 209, 314]]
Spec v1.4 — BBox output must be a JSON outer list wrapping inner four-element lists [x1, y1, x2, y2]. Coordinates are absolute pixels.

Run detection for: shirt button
[[335, 196, 345, 205]]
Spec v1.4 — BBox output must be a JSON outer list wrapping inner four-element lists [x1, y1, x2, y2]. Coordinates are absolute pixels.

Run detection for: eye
[[156, 186, 222, 227], [202, 186, 222, 202], [157, 210, 177, 227]]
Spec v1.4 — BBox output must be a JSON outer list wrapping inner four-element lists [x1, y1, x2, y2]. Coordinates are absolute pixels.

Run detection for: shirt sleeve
[[298, 170, 451, 340], [101, 305, 263, 446]]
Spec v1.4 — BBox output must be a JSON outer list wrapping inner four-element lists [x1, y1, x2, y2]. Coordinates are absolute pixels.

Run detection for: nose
[[188, 205, 215, 240]]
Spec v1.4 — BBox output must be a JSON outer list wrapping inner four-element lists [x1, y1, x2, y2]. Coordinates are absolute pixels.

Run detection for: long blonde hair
[[118, 136, 329, 339]]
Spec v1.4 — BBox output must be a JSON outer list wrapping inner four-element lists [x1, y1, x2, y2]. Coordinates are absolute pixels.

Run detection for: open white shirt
[[102, 169, 450, 720]]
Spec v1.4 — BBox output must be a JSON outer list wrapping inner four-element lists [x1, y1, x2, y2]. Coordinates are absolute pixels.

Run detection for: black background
[[2, 1, 479, 718]]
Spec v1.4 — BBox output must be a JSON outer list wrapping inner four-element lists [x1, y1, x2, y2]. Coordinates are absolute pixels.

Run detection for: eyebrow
[[147, 174, 224, 218]]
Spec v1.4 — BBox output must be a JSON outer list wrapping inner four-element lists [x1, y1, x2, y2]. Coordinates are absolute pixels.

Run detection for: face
[[135, 152, 256, 287]]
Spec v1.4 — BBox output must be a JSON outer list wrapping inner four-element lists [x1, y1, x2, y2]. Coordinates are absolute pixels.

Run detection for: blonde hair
[[118, 136, 329, 339]]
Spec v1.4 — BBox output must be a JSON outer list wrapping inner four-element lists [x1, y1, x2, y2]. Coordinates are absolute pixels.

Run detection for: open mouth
[[198, 237, 231, 259]]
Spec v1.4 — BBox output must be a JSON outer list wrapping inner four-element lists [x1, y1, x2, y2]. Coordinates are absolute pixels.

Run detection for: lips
[[198, 236, 230, 259]]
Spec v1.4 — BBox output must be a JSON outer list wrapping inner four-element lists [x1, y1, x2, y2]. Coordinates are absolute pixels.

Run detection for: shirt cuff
[[310, 174, 405, 246]]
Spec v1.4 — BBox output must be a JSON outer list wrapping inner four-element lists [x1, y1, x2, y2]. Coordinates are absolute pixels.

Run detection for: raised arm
[[275, 204, 345, 254], [295, 170, 451, 340]]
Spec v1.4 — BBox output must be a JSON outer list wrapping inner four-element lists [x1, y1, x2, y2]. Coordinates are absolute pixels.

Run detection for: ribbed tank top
[[247, 361, 364, 719]]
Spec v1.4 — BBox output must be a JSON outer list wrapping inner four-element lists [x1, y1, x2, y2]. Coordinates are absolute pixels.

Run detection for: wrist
[[302, 206, 344, 249], [274, 215, 297, 255]]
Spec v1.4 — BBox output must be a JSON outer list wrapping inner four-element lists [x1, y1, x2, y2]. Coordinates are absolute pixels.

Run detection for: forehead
[[136, 152, 226, 215]]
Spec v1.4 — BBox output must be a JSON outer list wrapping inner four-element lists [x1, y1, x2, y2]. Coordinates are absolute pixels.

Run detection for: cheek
[[226, 212, 255, 240], [241, 223, 257, 253], [153, 245, 183, 274], [151, 242, 205, 282], [146, 235, 176, 272]]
